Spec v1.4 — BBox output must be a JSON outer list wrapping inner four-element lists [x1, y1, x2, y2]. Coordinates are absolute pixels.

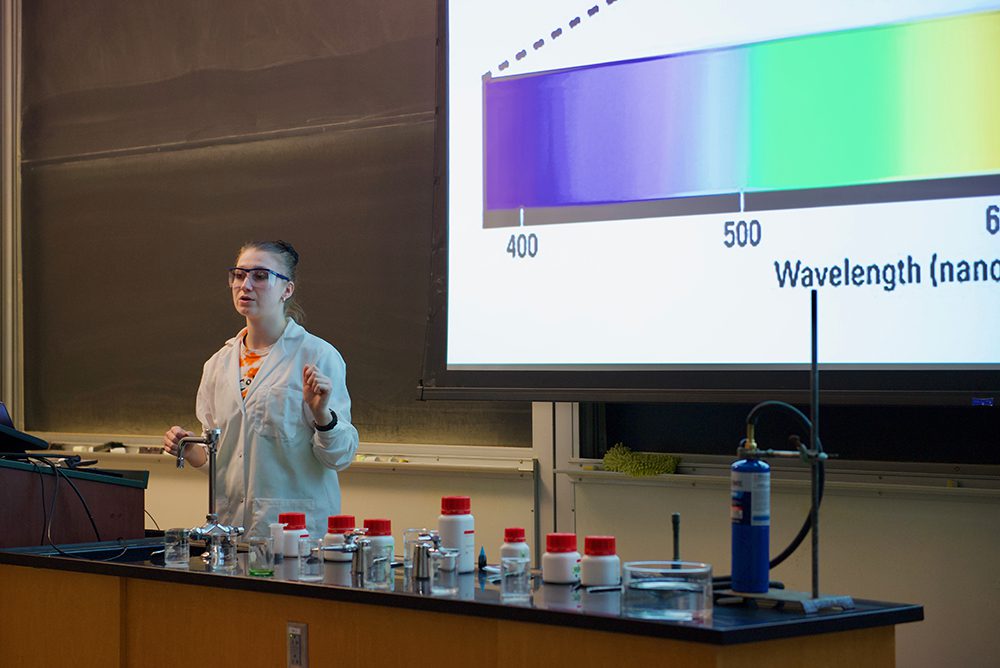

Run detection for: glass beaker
[[206, 535, 239, 572], [499, 555, 532, 603], [364, 543, 395, 591], [430, 548, 461, 596], [622, 561, 713, 623], [247, 536, 275, 577], [163, 528, 190, 569], [298, 537, 324, 582]]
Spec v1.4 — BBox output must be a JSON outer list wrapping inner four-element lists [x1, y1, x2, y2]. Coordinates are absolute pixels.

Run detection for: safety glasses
[[227, 266, 290, 288]]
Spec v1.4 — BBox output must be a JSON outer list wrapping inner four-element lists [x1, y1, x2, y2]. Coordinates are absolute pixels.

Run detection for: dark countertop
[[0, 538, 923, 646], [0, 457, 148, 488]]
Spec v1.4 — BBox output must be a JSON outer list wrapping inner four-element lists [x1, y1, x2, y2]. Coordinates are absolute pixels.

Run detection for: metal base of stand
[[716, 588, 855, 614]]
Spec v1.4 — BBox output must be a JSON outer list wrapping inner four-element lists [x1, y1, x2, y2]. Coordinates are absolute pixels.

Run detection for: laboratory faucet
[[176, 428, 245, 569], [411, 531, 444, 580], [176, 428, 222, 516], [321, 528, 373, 585]]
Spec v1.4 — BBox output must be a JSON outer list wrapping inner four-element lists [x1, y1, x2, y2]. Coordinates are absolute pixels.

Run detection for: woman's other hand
[[163, 426, 194, 456], [163, 426, 207, 466]]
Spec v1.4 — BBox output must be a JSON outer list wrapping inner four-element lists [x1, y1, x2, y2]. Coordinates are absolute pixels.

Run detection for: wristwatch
[[315, 409, 338, 432]]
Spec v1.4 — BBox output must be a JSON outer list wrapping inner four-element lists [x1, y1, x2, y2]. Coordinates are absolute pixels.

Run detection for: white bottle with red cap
[[541, 533, 581, 584], [439, 496, 475, 573], [363, 518, 395, 559], [323, 514, 356, 562], [278, 512, 309, 558], [500, 527, 531, 562], [580, 535, 621, 586]]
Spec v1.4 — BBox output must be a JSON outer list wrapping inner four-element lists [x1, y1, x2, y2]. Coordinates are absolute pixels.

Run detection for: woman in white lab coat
[[163, 240, 359, 538]]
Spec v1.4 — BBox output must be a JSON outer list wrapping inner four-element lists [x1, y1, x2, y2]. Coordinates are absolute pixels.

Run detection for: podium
[[0, 458, 147, 548]]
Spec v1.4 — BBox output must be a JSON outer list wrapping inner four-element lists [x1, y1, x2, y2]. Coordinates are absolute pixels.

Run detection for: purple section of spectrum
[[483, 51, 747, 211]]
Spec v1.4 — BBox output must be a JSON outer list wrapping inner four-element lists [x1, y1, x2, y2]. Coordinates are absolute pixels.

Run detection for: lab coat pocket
[[252, 497, 317, 539], [258, 384, 310, 444]]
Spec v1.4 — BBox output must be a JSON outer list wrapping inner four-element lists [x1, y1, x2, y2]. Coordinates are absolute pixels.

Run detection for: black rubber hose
[[768, 440, 824, 571]]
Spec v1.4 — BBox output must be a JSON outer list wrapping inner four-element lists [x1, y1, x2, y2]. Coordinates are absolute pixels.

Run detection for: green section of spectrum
[[748, 22, 902, 190], [746, 11, 1000, 192]]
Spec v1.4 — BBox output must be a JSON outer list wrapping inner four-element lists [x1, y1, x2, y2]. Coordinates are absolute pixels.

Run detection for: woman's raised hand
[[303, 364, 333, 423]]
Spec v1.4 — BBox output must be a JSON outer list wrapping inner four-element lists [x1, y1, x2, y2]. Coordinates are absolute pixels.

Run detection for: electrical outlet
[[287, 621, 308, 668]]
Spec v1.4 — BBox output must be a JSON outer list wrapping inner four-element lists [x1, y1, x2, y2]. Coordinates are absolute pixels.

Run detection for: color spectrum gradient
[[482, 11, 1000, 212]]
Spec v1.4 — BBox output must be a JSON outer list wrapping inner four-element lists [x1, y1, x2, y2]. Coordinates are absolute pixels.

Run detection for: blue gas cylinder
[[730, 456, 770, 593]]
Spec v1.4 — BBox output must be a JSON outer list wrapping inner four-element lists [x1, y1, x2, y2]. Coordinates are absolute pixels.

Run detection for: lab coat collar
[[225, 319, 305, 404], [223, 318, 304, 350]]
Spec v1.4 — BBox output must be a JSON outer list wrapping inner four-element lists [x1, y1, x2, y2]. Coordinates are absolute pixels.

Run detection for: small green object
[[602, 442, 679, 477]]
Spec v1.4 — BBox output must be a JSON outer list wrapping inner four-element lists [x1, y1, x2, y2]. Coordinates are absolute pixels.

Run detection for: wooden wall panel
[[0, 567, 897, 668], [124, 578, 500, 668], [0, 565, 122, 667], [19, 0, 531, 445]]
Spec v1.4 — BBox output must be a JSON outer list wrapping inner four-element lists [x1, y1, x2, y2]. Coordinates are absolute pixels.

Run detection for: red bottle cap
[[363, 518, 392, 536], [584, 535, 616, 556], [545, 532, 577, 553], [277, 512, 306, 530], [441, 496, 471, 515], [504, 527, 526, 543], [327, 515, 355, 534]]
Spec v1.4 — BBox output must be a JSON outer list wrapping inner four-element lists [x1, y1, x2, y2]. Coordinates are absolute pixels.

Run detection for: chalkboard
[[18, 1, 530, 446]]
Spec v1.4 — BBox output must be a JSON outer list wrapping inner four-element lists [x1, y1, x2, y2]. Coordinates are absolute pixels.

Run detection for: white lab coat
[[195, 319, 359, 538]]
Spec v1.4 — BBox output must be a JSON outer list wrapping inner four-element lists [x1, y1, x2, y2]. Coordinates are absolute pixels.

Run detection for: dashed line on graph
[[492, 1, 621, 76]]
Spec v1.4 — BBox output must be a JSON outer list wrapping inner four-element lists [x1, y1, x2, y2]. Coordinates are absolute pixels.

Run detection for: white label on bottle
[[462, 529, 475, 570], [750, 473, 770, 526], [732, 471, 770, 527]]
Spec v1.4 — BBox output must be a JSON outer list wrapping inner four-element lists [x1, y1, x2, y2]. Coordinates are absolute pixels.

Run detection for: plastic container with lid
[[542, 532, 581, 584], [363, 518, 395, 559], [269, 522, 286, 563], [580, 535, 621, 586], [323, 514, 356, 562], [438, 496, 475, 573], [278, 512, 309, 558], [500, 527, 531, 563]]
